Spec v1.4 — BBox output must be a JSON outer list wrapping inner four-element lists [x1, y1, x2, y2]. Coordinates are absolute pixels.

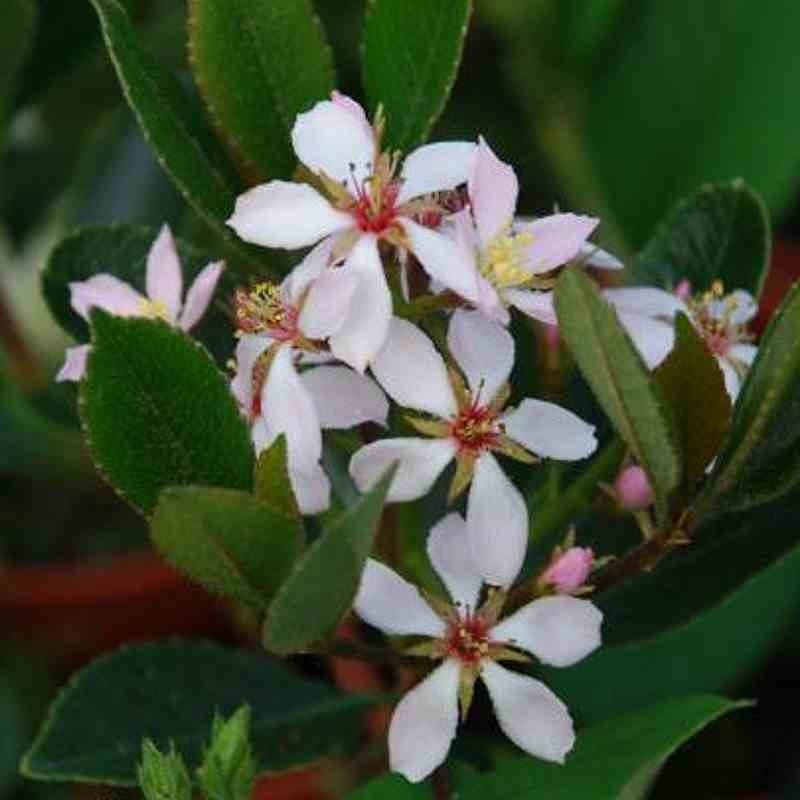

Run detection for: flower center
[[450, 402, 501, 454], [348, 151, 402, 234], [446, 612, 490, 665], [234, 283, 299, 341], [688, 280, 750, 357], [481, 229, 535, 289], [138, 298, 170, 322]]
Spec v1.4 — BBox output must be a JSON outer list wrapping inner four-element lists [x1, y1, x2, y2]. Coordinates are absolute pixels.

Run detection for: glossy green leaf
[[253, 435, 302, 521], [188, 0, 334, 180], [554, 269, 680, 523], [349, 774, 433, 799], [263, 468, 394, 655], [0, 0, 36, 148], [80, 313, 254, 515], [21, 640, 371, 785], [630, 181, 770, 297], [363, 0, 472, 151], [151, 486, 303, 609]]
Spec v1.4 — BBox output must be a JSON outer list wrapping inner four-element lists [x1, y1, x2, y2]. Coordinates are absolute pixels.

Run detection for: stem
[[432, 764, 453, 800]]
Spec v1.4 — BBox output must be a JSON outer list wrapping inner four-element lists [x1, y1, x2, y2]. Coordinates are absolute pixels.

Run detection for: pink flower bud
[[615, 465, 654, 510], [540, 547, 594, 594], [674, 278, 692, 301], [544, 323, 561, 352]]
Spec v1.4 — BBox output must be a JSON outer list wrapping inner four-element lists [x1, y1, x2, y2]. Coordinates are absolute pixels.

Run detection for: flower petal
[[728, 342, 758, 366], [467, 453, 528, 588], [230, 334, 271, 412], [502, 399, 597, 461], [283, 238, 335, 302], [349, 438, 457, 502], [69, 275, 144, 320], [146, 224, 182, 321], [298, 267, 359, 340], [291, 97, 376, 189], [480, 661, 574, 764], [227, 181, 352, 249], [728, 289, 758, 324], [388, 659, 461, 783], [401, 219, 480, 302], [371, 316, 456, 418], [490, 595, 602, 667], [476, 276, 511, 325], [447, 309, 514, 403], [504, 288, 557, 325], [578, 241, 623, 270], [328, 234, 392, 372], [469, 137, 518, 248], [615, 311, 675, 369], [301, 365, 388, 429], [56, 344, 90, 383], [354, 558, 446, 638], [605, 287, 687, 320], [518, 214, 599, 274], [290, 462, 331, 515], [718, 356, 741, 401], [427, 513, 483, 612], [178, 261, 224, 331], [396, 141, 476, 206]]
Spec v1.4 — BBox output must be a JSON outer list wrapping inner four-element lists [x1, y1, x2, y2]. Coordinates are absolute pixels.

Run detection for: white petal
[[441, 207, 479, 256], [518, 214, 599, 274], [718, 356, 741, 401], [469, 137, 518, 248], [290, 463, 331, 515], [291, 97, 376, 189], [605, 287, 687, 320], [146, 224, 182, 321], [350, 438, 456, 503], [490, 595, 602, 667], [69, 275, 144, 320], [728, 343, 758, 366], [179, 261, 223, 331], [283, 238, 335, 302], [578, 242, 623, 270], [615, 311, 675, 369], [476, 276, 511, 325], [467, 454, 528, 588], [427, 513, 483, 612], [401, 219, 480, 302], [56, 345, 90, 382], [328, 235, 392, 372], [301, 365, 388, 429], [230, 334, 271, 411], [371, 316, 456, 418], [503, 399, 597, 461], [298, 267, 358, 340], [354, 559, 446, 638], [227, 181, 352, 249], [728, 289, 758, 324], [397, 141, 477, 206], [504, 288, 557, 325], [447, 309, 514, 403], [388, 659, 461, 783], [480, 661, 574, 764]]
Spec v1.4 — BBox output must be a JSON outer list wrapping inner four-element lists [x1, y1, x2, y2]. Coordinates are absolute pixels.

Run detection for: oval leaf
[[254, 435, 302, 520]]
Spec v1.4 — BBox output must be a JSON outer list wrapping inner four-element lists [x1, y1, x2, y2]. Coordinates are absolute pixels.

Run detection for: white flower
[[349, 309, 598, 586], [56, 225, 223, 382], [227, 91, 479, 371], [606, 281, 759, 399], [231, 243, 388, 514], [353, 512, 603, 783]]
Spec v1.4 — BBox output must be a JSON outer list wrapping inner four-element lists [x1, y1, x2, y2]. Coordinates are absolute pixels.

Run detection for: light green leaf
[[0, 0, 36, 149]]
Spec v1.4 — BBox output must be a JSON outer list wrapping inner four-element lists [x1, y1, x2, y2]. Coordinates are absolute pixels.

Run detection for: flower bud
[[614, 465, 654, 510], [540, 547, 594, 594], [674, 278, 692, 300]]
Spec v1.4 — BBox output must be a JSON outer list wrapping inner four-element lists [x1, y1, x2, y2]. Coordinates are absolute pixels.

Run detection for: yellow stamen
[[481, 228, 536, 289], [138, 298, 170, 321]]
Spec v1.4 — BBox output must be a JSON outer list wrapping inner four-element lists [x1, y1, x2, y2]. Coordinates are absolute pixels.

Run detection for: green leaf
[[630, 181, 770, 297], [137, 741, 192, 800], [349, 774, 434, 799], [253, 435, 302, 520], [653, 314, 730, 495], [554, 269, 680, 524], [21, 640, 371, 785], [263, 468, 395, 655], [80, 312, 254, 515], [363, 0, 472, 151], [458, 695, 744, 800], [0, 0, 36, 149], [196, 706, 255, 800], [698, 281, 800, 517], [188, 0, 334, 181], [151, 486, 303, 610]]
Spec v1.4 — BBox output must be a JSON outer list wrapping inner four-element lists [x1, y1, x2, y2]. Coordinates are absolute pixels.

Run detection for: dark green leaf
[[0, 0, 36, 148], [349, 774, 433, 799], [188, 0, 334, 180], [554, 269, 680, 524], [253, 435, 302, 521], [21, 640, 371, 785], [151, 486, 303, 609], [630, 181, 770, 297], [80, 313, 254, 514], [363, 0, 472, 151], [263, 468, 395, 655]]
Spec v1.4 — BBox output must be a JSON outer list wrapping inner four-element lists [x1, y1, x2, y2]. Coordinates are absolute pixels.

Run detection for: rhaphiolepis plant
[[16, 0, 800, 797]]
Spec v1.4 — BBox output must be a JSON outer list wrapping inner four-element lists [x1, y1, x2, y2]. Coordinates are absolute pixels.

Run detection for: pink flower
[[614, 465, 655, 510], [540, 547, 594, 594]]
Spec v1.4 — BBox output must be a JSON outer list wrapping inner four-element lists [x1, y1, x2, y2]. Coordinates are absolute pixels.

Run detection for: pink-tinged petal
[[447, 309, 514, 404], [504, 288, 557, 325], [442, 208, 479, 255], [388, 659, 461, 783], [539, 547, 594, 595], [290, 462, 331, 515], [401, 219, 480, 302], [331, 91, 374, 140], [615, 311, 675, 369], [371, 317, 456, 418], [328, 235, 392, 372], [69, 275, 144, 320], [605, 287, 687, 319], [502, 399, 597, 461], [179, 261, 223, 331], [476, 276, 511, 325], [427, 513, 483, 612], [349, 438, 457, 503], [354, 558, 446, 638], [578, 241, 623, 270], [230, 334, 271, 411], [614, 465, 654, 510], [469, 137, 518, 248], [301, 365, 388, 430], [146, 224, 182, 321], [480, 662, 574, 764], [518, 214, 599, 274], [396, 141, 477, 206], [467, 454, 528, 588], [728, 343, 758, 366], [291, 98, 376, 189], [56, 344, 90, 383], [490, 596, 602, 668], [282, 238, 335, 303], [227, 181, 352, 249], [298, 267, 358, 340], [718, 356, 741, 401]]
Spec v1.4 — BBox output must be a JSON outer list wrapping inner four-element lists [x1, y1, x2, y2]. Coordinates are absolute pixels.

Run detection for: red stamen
[[449, 403, 500, 455], [446, 612, 490, 665]]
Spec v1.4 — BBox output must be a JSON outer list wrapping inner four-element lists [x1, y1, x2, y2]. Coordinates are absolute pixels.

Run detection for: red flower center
[[351, 180, 400, 234], [447, 613, 490, 665], [450, 403, 500, 454]]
